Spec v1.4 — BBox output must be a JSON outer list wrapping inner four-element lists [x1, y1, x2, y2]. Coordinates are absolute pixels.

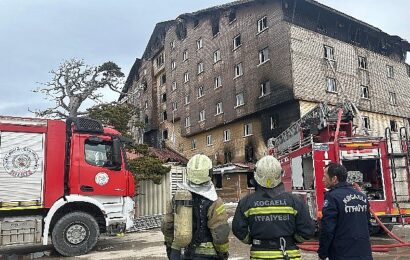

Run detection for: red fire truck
[[267, 101, 410, 233], [0, 116, 135, 256]]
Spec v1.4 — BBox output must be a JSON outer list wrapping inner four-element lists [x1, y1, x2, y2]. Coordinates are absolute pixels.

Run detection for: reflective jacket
[[318, 182, 373, 260], [232, 183, 314, 260], [162, 193, 230, 259]]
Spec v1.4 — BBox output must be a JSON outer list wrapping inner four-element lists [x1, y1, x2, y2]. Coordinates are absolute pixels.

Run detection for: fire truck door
[[77, 136, 126, 196]]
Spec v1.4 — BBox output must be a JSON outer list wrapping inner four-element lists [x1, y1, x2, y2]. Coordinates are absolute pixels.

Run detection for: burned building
[[121, 0, 410, 166]]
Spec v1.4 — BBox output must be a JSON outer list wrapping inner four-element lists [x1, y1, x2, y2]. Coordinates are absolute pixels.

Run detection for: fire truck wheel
[[52, 211, 100, 256]]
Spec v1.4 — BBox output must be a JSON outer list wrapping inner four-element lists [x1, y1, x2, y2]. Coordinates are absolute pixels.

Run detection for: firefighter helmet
[[254, 155, 282, 188], [187, 154, 212, 184]]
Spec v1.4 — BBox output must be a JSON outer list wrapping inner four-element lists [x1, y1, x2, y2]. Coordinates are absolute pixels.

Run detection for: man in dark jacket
[[318, 163, 373, 260], [233, 155, 314, 260]]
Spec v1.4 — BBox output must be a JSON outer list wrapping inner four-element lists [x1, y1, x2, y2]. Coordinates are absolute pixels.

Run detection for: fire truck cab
[[268, 102, 410, 233], [0, 116, 135, 256]]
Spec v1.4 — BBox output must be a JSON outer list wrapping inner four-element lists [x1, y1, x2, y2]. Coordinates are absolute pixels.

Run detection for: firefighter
[[232, 155, 314, 260], [162, 154, 230, 260], [317, 163, 373, 260]]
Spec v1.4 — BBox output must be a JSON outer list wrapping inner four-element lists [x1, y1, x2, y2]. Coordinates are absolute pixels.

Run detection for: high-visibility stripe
[[195, 242, 217, 255], [0, 206, 42, 211], [250, 249, 301, 259], [251, 258, 301, 260], [244, 206, 297, 217], [216, 204, 226, 215], [214, 241, 229, 252]]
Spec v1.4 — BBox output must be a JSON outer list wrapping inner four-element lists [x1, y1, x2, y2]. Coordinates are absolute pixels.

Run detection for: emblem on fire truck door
[[3, 147, 40, 178], [95, 172, 109, 186]]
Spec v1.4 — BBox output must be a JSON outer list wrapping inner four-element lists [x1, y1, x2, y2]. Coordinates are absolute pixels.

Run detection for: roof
[[148, 147, 188, 164]]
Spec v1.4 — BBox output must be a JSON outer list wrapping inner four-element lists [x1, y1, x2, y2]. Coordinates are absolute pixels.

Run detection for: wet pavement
[[2, 226, 410, 259]]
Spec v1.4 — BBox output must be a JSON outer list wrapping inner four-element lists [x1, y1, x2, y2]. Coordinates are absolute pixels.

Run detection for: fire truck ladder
[[385, 127, 410, 224]]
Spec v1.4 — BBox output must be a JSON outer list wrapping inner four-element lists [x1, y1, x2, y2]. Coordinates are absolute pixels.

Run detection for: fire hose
[[298, 183, 410, 253]]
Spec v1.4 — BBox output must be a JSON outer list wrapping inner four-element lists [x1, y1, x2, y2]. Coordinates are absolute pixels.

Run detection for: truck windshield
[[85, 140, 114, 168]]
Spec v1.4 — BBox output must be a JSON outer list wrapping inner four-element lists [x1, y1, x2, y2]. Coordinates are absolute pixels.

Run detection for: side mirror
[[112, 137, 122, 170]]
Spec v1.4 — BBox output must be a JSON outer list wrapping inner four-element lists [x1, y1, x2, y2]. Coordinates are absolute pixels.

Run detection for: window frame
[[184, 72, 189, 83], [213, 49, 221, 63], [387, 65, 394, 78], [197, 62, 204, 74], [389, 91, 397, 105], [234, 63, 243, 78], [185, 116, 191, 128], [197, 86, 204, 98], [257, 16, 268, 33], [196, 38, 203, 50], [199, 110, 206, 122], [206, 135, 213, 146], [183, 50, 188, 61], [361, 85, 370, 99], [223, 129, 231, 142], [233, 34, 241, 50], [214, 76, 222, 89], [326, 77, 337, 93], [324, 45, 335, 61], [235, 92, 245, 107], [244, 123, 253, 137], [216, 102, 223, 115], [258, 47, 269, 65], [362, 116, 371, 130], [358, 56, 367, 70]]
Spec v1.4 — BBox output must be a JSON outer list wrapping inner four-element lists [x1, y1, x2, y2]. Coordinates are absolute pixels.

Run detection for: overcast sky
[[0, 0, 409, 117]]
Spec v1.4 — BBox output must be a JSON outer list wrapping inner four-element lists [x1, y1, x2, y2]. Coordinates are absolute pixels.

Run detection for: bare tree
[[31, 58, 125, 118]]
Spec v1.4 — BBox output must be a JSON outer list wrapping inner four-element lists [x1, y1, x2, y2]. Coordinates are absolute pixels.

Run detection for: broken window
[[162, 130, 168, 140], [390, 120, 398, 132], [213, 174, 222, 189], [358, 56, 367, 70], [176, 21, 187, 40], [326, 77, 337, 93], [361, 85, 369, 99], [259, 47, 269, 64], [162, 111, 167, 121], [270, 115, 278, 130], [257, 16, 268, 33], [362, 116, 371, 129], [144, 115, 149, 124], [224, 151, 232, 163], [228, 9, 236, 23], [160, 74, 166, 85], [211, 16, 220, 36], [324, 45, 335, 60], [161, 93, 167, 102], [247, 172, 255, 188], [245, 146, 254, 162], [156, 53, 164, 67], [233, 34, 241, 49]]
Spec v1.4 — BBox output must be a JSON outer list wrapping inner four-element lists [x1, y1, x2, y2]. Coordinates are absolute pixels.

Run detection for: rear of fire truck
[[0, 116, 135, 256], [267, 101, 410, 233]]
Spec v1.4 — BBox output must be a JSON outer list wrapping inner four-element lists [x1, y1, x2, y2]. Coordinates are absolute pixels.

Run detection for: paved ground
[[2, 226, 410, 260]]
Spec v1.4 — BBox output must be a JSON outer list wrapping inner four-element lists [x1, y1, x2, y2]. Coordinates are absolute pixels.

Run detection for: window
[[259, 48, 269, 64], [223, 129, 231, 142], [85, 139, 115, 168], [387, 65, 394, 78], [144, 101, 148, 109], [390, 120, 398, 132], [389, 92, 397, 105], [170, 40, 175, 50], [191, 139, 196, 149], [197, 62, 204, 74], [185, 95, 190, 105], [183, 50, 188, 61], [245, 146, 254, 162], [171, 60, 176, 70], [161, 93, 167, 102], [247, 172, 255, 188], [213, 174, 222, 189], [206, 135, 213, 146], [324, 45, 335, 60], [260, 81, 270, 97], [185, 117, 191, 127], [216, 102, 223, 115], [257, 16, 268, 32], [244, 123, 253, 136], [228, 10, 236, 23], [172, 101, 177, 111], [235, 93, 244, 107], [406, 64, 410, 77], [233, 34, 241, 49], [362, 116, 370, 129], [234, 63, 243, 78], [326, 77, 337, 93], [144, 115, 149, 124], [184, 72, 189, 83], [199, 110, 206, 122], [197, 86, 204, 98], [160, 74, 166, 85], [361, 85, 369, 99], [270, 116, 278, 130], [214, 76, 222, 89], [224, 151, 232, 163], [172, 81, 177, 91], [143, 69, 147, 75], [162, 130, 168, 140], [156, 53, 164, 67], [213, 50, 221, 63], [141, 82, 148, 91], [196, 38, 203, 50], [358, 56, 367, 70], [162, 111, 167, 121]]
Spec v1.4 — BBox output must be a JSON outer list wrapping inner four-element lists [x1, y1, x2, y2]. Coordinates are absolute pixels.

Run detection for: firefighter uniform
[[162, 154, 230, 260], [318, 182, 372, 260], [232, 156, 315, 260]]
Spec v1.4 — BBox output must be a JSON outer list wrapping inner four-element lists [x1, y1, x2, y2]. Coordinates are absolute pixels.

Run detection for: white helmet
[[187, 154, 212, 184], [254, 155, 282, 188]]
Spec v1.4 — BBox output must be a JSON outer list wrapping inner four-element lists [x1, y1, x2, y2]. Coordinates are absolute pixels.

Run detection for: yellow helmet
[[254, 155, 282, 188], [186, 154, 212, 184]]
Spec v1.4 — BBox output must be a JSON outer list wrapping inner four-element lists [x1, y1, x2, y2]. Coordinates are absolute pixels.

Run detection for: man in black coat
[[318, 162, 373, 260]]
